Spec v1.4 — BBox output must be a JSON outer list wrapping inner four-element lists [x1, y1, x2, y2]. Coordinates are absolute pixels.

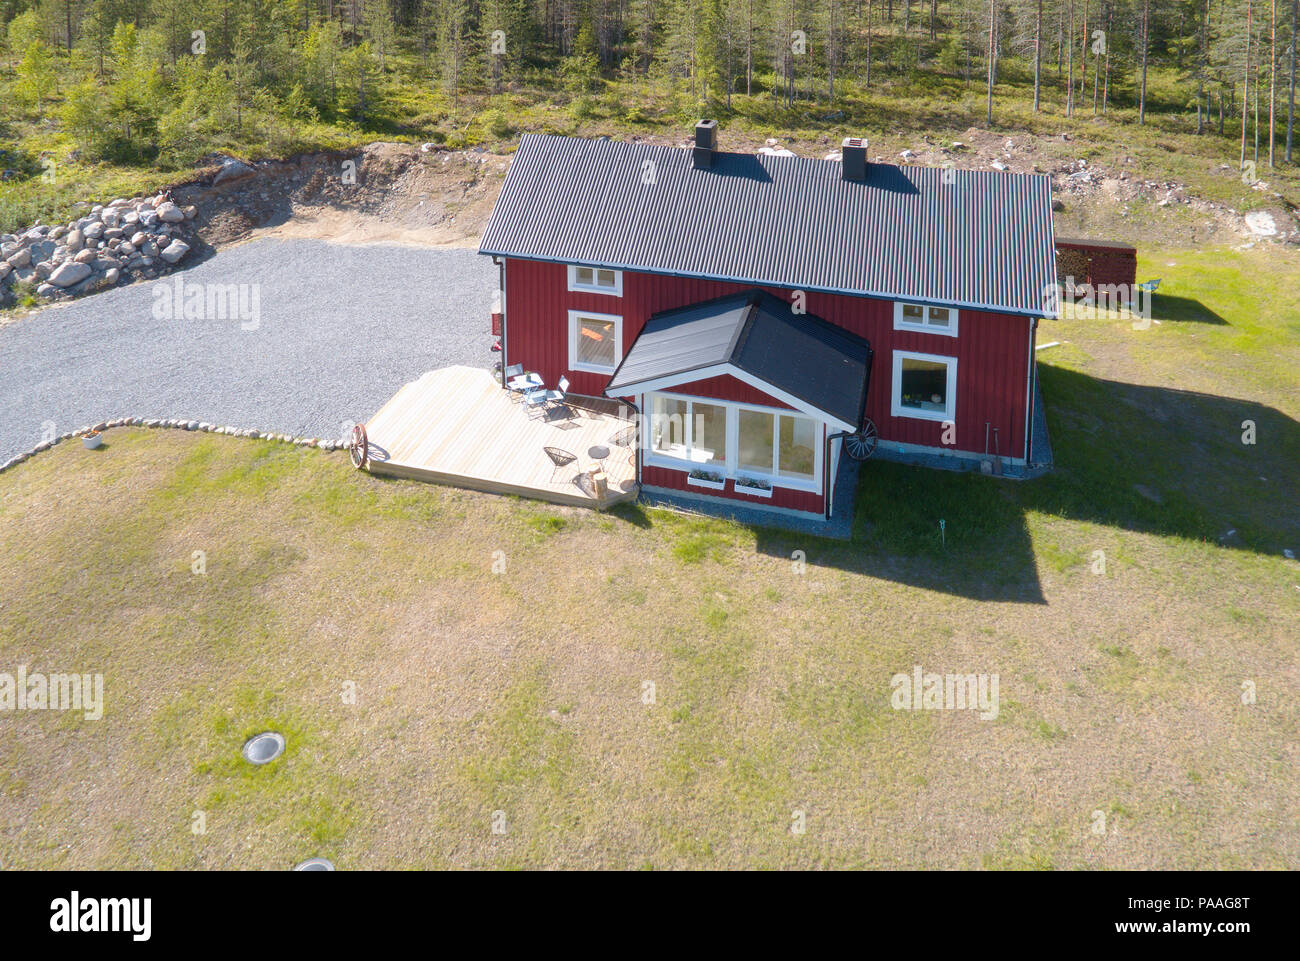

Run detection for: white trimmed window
[[646, 392, 822, 490], [650, 396, 727, 466], [568, 264, 623, 296], [894, 301, 957, 337], [891, 350, 958, 423], [568, 310, 622, 373]]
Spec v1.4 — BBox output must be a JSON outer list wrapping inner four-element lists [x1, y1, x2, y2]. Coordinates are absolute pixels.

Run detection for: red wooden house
[[479, 123, 1058, 522]]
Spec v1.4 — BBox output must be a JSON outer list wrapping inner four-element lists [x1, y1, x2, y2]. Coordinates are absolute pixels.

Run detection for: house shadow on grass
[[1150, 294, 1228, 325], [747, 363, 1299, 603]]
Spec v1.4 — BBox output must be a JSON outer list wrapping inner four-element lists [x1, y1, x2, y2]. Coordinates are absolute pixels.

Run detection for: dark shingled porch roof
[[604, 290, 873, 429]]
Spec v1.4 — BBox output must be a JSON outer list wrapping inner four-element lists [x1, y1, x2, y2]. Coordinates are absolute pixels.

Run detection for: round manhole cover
[[294, 858, 335, 871], [241, 732, 285, 765]]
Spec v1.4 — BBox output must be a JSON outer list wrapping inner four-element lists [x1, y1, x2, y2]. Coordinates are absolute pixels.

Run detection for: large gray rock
[[73, 248, 97, 265], [104, 267, 121, 285], [160, 239, 190, 264], [0, 262, 12, 282], [65, 229, 85, 252], [48, 261, 93, 288], [5, 248, 31, 269], [130, 231, 148, 247], [84, 221, 105, 239], [156, 201, 185, 223], [213, 156, 256, 185]]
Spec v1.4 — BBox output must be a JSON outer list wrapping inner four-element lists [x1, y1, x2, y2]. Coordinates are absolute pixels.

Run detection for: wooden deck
[[363, 365, 638, 508]]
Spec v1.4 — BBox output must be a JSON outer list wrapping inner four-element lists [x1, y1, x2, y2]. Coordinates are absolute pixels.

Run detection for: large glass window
[[692, 402, 726, 464], [646, 393, 823, 487], [738, 409, 775, 474], [651, 396, 688, 458], [778, 415, 817, 480], [651, 397, 724, 464]]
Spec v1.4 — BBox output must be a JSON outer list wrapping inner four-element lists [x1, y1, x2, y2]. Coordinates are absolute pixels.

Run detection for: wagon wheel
[[844, 420, 878, 461], [348, 423, 369, 469]]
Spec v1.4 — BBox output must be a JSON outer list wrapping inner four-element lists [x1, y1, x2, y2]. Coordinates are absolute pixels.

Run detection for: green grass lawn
[[0, 243, 1297, 869]]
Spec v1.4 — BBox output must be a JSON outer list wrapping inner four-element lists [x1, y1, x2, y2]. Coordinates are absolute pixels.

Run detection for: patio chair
[[543, 446, 579, 483], [505, 364, 542, 402], [523, 387, 551, 418], [541, 376, 576, 420], [608, 424, 638, 470]]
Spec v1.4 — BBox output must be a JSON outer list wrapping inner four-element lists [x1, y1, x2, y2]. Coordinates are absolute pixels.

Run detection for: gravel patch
[[0, 238, 496, 462]]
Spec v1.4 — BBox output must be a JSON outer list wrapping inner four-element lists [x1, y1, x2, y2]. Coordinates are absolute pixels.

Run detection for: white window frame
[[643, 391, 824, 493], [568, 309, 623, 374], [567, 264, 623, 297], [891, 350, 958, 424], [647, 396, 728, 467], [893, 301, 958, 338]]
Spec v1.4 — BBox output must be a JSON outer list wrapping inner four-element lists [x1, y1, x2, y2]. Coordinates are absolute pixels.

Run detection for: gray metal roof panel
[[482, 134, 1059, 317]]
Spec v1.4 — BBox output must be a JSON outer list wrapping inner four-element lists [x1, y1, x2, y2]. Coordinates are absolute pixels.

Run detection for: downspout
[[828, 345, 873, 519], [603, 391, 643, 490], [824, 429, 852, 521], [1023, 316, 1039, 464], [493, 256, 507, 387]]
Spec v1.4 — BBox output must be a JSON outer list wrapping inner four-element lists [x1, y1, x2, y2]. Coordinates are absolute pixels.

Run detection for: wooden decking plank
[[363, 365, 637, 509]]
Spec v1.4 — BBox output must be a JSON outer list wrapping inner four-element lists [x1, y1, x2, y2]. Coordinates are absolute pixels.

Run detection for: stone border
[[0, 417, 348, 474]]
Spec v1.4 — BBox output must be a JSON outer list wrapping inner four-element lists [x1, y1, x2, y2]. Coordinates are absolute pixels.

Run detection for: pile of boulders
[[1, 194, 197, 307]]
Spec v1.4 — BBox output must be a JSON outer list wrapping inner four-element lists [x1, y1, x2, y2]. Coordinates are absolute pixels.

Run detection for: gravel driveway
[[0, 238, 497, 463]]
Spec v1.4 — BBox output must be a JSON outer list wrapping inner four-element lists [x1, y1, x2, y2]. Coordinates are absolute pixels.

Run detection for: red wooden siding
[[503, 257, 1034, 460], [641, 465, 825, 514], [654, 374, 797, 410]]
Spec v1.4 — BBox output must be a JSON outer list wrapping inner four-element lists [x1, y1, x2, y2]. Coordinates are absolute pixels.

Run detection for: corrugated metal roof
[[606, 290, 873, 428], [480, 134, 1060, 318]]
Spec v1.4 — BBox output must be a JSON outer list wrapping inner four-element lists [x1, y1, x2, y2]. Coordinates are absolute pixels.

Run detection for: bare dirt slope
[[176, 142, 510, 250]]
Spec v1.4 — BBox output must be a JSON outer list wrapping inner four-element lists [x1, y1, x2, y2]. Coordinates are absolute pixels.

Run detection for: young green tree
[[15, 35, 58, 111]]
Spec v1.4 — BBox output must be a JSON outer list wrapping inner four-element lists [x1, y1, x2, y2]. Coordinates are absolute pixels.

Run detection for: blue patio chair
[[1138, 278, 1161, 294], [523, 386, 550, 418], [505, 364, 543, 402], [542, 376, 576, 420]]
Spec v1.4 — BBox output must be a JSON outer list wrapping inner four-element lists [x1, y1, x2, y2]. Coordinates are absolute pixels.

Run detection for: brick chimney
[[693, 120, 718, 168], [841, 137, 868, 182]]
